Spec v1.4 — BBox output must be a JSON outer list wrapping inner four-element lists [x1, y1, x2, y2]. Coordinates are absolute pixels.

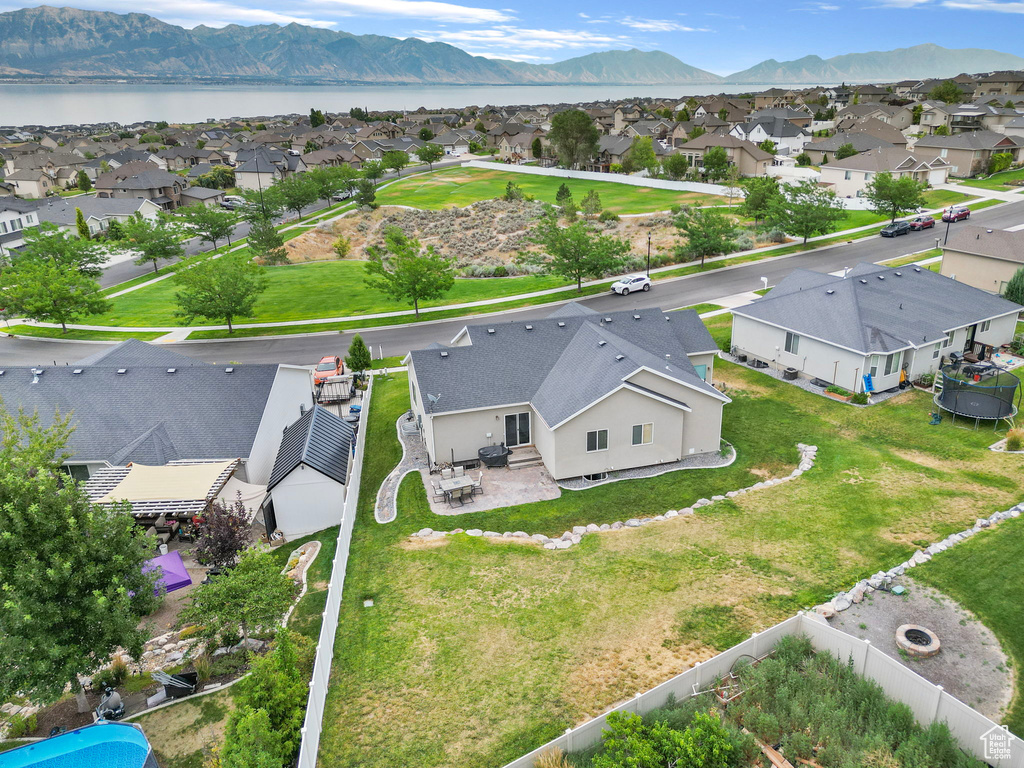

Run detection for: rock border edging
[[409, 443, 818, 550], [814, 505, 1023, 618]]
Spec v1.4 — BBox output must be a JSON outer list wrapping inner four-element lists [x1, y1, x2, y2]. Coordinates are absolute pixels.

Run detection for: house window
[[943, 331, 955, 348], [999, 281, 1010, 296], [980, 319, 991, 333], [876, 351, 903, 376], [0, 221, 6, 234], [586, 429, 608, 452], [12, 217, 22, 231], [932, 343, 942, 359], [25, 214, 33, 224], [693, 364, 707, 381], [631, 423, 653, 446], [785, 332, 800, 355], [844, 171, 852, 180]]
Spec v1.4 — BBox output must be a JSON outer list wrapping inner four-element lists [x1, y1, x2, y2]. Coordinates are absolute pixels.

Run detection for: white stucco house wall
[[731, 263, 1022, 394], [407, 303, 730, 481]]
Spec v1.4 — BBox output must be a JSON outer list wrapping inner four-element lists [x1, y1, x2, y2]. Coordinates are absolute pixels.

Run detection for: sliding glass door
[[504, 412, 531, 446]]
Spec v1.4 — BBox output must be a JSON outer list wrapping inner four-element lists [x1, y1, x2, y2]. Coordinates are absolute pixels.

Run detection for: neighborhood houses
[[2, 64, 1024, 768]]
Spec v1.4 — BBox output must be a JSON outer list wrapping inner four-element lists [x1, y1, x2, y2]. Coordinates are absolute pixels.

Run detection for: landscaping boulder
[[611, 521, 624, 530], [815, 603, 836, 619], [680, 508, 694, 516], [466, 529, 483, 537], [572, 526, 587, 535], [833, 594, 852, 612], [554, 540, 572, 550], [483, 531, 499, 538], [712, 495, 725, 502], [544, 542, 558, 550], [415, 528, 433, 537], [586, 523, 600, 533], [625, 519, 642, 527], [666, 510, 679, 518], [976, 518, 991, 529]]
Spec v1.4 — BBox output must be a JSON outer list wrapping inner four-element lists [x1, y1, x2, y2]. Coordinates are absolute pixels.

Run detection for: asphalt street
[[5, 199, 1023, 367]]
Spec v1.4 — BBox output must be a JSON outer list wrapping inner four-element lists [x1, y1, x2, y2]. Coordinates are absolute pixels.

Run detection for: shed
[[265, 406, 355, 538]]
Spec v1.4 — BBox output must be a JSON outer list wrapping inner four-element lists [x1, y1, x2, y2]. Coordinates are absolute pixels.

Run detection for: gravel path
[[558, 443, 736, 490], [830, 578, 1014, 721], [374, 415, 427, 524]]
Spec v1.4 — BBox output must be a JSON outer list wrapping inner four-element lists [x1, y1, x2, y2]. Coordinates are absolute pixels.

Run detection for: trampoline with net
[[934, 360, 1020, 429]]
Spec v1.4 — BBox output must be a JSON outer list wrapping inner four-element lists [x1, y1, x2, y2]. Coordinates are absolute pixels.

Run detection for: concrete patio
[[419, 463, 561, 515]]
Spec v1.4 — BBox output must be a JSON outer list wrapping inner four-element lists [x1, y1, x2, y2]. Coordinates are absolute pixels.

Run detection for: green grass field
[[97, 261, 573, 327], [915, 520, 1024, 735], [319, 340, 1024, 768], [376, 167, 728, 213], [951, 168, 1024, 192]]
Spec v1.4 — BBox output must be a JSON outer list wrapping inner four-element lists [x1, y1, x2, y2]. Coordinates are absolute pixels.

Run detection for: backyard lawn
[[915, 519, 1024, 736], [318, 342, 1024, 768], [950, 168, 1024, 192], [376, 167, 728, 213]]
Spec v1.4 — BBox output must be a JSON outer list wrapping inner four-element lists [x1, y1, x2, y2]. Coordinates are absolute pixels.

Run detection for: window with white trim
[[943, 330, 954, 348], [785, 331, 800, 355], [884, 350, 902, 376], [586, 429, 608, 452], [980, 319, 991, 333], [631, 423, 653, 446], [932, 342, 941, 359]]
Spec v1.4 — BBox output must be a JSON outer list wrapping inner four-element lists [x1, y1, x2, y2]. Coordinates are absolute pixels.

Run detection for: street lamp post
[[646, 233, 652, 277], [943, 217, 952, 245]]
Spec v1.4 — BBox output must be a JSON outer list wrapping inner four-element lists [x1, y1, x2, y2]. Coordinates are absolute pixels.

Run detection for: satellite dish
[[427, 393, 440, 404]]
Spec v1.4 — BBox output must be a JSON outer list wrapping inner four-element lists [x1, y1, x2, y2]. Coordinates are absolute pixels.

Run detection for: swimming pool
[[0, 721, 157, 768]]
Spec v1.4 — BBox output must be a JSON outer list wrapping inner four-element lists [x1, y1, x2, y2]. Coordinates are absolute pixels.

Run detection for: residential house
[[676, 135, 773, 177], [180, 186, 226, 208], [917, 101, 954, 135], [93, 161, 162, 189], [613, 104, 645, 132], [941, 225, 1024, 296], [5, 168, 54, 198], [0, 340, 313, 483], [622, 120, 674, 140], [1004, 116, 1024, 139], [818, 148, 950, 198], [748, 107, 812, 129], [234, 148, 305, 192], [432, 130, 472, 156], [853, 85, 889, 104], [498, 133, 540, 162], [154, 147, 227, 171], [975, 72, 1024, 99], [0, 199, 41, 254], [836, 103, 914, 131], [33, 196, 160, 238], [96, 169, 187, 210], [407, 304, 730, 481], [832, 117, 909, 149], [265, 405, 355, 538], [354, 122, 403, 141], [912, 130, 1023, 177], [802, 132, 895, 165], [731, 263, 1022, 394], [753, 89, 798, 110], [729, 117, 810, 156]]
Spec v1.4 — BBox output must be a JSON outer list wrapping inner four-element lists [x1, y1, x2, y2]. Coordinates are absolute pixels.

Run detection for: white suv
[[611, 275, 652, 295]]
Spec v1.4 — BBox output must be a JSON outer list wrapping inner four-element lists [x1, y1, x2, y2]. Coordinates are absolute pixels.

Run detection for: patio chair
[[430, 480, 445, 502], [454, 465, 466, 478], [447, 487, 465, 507], [441, 467, 454, 480], [471, 471, 484, 496]]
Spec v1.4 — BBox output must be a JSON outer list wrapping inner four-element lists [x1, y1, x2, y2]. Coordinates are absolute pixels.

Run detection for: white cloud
[[578, 11, 589, 17], [464, 50, 553, 61], [307, 0, 514, 23], [413, 25, 633, 50], [789, 2, 840, 11], [941, 0, 1024, 10], [618, 16, 708, 31]]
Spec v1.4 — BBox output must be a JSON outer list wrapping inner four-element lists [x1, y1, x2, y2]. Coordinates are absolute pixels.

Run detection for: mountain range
[[1, 7, 1023, 87]]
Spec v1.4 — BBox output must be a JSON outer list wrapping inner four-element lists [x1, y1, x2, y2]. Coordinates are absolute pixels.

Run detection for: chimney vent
[[615, 354, 625, 361], [72, 368, 83, 374], [116, 368, 127, 375], [167, 368, 176, 373], [598, 340, 607, 346], [440, 351, 449, 358], [557, 322, 565, 327], [224, 367, 234, 373], [525, 325, 533, 331], [826, 289, 835, 295], [633, 314, 641, 320], [487, 328, 495, 334]]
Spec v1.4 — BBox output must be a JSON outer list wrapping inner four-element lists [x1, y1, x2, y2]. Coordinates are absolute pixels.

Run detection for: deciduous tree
[[580, 189, 603, 219], [177, 204, 238, 250], [674, 207, 737, 266], [531, 216, 629, 292], [988, 152, 1013, 175], [221, 708, 284, 768], [194, 494, 253, 569], [701, 146, 730, 181], [0, 257, 108, 332], [120, 214, 186, 273], [272, 174, 318, 221], [418, 126, 434, 141], [0, 406, 159, 704], [382, 150, 409, 178], [174, 251, 269, 332], [1003, 266, 1024, 306], [740, 175, 783, 224], [929, 80, 964, 104], [415, 143, 444, 171], [17, 222, 106, 277], [772, 179, 847, 244], [662, 153, 690, 180], [361, 160, 385, 185], [622, 136, 659, 176], [758, 139, 777, 154], [179, 549, 294, 646], [548, 109, 600, 170], [309, 108, 325, 128], [835, 143, 858, 160], [364, 226, 456, 316], [76, 169, 91, 192], [863, 171, 927, 222], [354, 178, 377, 207]]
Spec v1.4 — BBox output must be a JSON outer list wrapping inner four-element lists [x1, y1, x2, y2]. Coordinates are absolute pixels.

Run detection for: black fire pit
[[478, 444, 511, 468]]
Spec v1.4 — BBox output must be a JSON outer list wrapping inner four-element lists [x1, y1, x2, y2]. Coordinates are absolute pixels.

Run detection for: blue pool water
[[0, 721, 154, 768]]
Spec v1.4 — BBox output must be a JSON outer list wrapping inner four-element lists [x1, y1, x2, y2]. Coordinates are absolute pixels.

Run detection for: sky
[[3, 0, 1024, 74]]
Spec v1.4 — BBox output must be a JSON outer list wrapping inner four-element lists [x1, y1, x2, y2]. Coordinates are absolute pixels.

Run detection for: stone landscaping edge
[[556, 441, 737, 491], [813, 504, 1023, 619], [408, 443, 818, 551]]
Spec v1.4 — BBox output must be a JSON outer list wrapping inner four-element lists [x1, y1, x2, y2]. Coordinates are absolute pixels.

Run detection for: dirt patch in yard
[[134, 688, 237, 768], [831, 579, 1014, 721]]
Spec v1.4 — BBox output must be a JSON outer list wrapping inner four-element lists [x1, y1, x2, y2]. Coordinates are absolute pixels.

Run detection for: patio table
[[439, 476, 474, 494]]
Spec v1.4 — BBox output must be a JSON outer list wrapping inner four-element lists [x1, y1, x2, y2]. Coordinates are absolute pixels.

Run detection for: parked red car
[[313, 355, 344, 384], [941, 205, 971, 223], [908, 215, 935, 230]]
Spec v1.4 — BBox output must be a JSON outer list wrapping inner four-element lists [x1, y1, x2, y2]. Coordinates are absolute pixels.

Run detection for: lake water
[[0, 82, 816, 126]]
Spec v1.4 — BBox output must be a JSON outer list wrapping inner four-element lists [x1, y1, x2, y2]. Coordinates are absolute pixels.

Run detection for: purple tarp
[[143, 550, 192, 595]]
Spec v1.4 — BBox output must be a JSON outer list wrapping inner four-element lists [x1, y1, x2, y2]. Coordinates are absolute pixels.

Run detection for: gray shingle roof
[[410, 305, 724, 427], [734, 263, 1023, 355], [945, 225, 1024, 265], [0, 340, 281, 466], [268, 405, 354, 490]]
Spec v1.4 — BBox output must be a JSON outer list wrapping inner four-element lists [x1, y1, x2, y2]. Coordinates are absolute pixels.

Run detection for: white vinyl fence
[[463, 160, 730, 197], [501, 612, 1022, 768], [295, 375, 373, 768]]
